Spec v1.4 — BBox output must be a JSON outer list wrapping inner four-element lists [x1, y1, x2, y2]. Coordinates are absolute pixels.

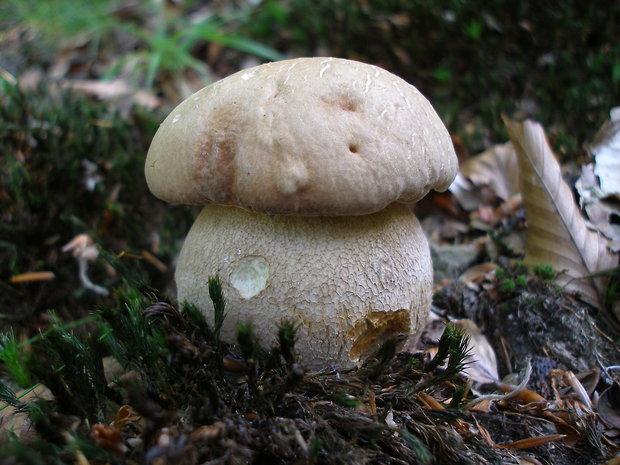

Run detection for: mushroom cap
[[176, 203, 432, 369], [145, 57, 458, 216]]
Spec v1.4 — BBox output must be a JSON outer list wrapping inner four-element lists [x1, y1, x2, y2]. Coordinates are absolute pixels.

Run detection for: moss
[[0, 78, 195, 325], [0, 280, 484, 464]]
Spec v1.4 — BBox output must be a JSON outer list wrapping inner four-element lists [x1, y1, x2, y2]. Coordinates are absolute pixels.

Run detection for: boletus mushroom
[[145, 57, 458, 369]]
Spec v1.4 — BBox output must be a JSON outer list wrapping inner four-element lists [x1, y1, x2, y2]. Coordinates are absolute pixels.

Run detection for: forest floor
[[1, 2, 619, 464]]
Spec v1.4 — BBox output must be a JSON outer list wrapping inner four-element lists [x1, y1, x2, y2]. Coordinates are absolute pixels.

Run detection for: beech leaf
[[449, 142, 519, 211], [500, 434, 566, 451], [453, 319, 499, 384], [591, 107, 620, 196], [504, 118, 618, 311], [460, 142, 520, 202]]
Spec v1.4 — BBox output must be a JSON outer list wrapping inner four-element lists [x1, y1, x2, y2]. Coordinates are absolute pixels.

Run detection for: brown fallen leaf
[[477, 419, 566, 450], [546, 412, 583, 446], [141, 250, 167, 272], [460, 142, 520, 202], [590, 107, 620, 197], [450, 142, 520, 212], [458, 262, 500, 285], [112, 405, 142, 430], [62, 79, 161, 110], [598, 384, 620, 430], [453, 319, 499, 384], [468, 398, 493, 413], [10, 271, 55, 283], [500, 434, 566, 450], [223, 355, 247, 373], [497, 386, 546, 405], [0, 384, 54, 441], [189, 422, 225, 442], [505, 118, 618, 311], [416, 391, 444, 410], [91, 423, 127, 455]]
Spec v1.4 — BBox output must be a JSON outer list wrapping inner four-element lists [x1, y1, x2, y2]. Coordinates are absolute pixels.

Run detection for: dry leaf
[[460, 142, 520, 202], [576, 163, 620, 248], [368, 389, 377, 416], [497, 385, 546, 405], [62, 79, 161, 110], [416, 392, 444, 410], [468, 398, 493, 413], [505, 118, 618, 311], [591, 107, 620, 196], [453, 319, 499, 384], [189, 423, 225, 442], [10, 271, 55, 283], [500, 434, 566, 450], [449, 173, 484, 211], [0, 385, 54, 440], [91, 423, 128, 455], [561, 371, 592, 409], [547, 414, 583, 446], [598, 384, 620, 429], [223, 355, 247, 373], [112, 405, 141, 430], [140, 250, 167, 272], [450, 142, 520, 211], [576, 108, 620, 249], [477, 419, 566, 450], [458, 262, 500, 285]]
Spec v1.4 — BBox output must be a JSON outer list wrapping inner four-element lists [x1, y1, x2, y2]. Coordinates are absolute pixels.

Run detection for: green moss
[[0, 329, 31, 388], [0, 78, 194, 323], [534, 264, 557, 282], [0, 281, 483, 464], [501, 278, 516, 293], [515, 274, 528, 288]]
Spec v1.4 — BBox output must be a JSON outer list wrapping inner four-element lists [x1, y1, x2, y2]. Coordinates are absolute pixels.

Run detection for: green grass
[[2, 0, 284, 90]]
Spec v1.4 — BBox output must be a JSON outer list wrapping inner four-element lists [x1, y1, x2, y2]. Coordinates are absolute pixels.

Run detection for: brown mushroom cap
[[145, 57, 458, 215]]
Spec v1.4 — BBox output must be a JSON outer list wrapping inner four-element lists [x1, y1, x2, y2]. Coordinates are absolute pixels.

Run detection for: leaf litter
[[2, 70, 619, 461], [577, 108, 620, 252], [505, 118, 618, 313], [1, 262, 619, 464]]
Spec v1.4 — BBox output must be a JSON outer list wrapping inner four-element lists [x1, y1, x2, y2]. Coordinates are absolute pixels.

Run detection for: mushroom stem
[[77, 258, 109, 296], [62, 233, 109, 296], [176, 203, 432, 369]]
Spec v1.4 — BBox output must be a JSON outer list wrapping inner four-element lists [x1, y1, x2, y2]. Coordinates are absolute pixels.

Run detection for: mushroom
[[145, 57, 458, 369]]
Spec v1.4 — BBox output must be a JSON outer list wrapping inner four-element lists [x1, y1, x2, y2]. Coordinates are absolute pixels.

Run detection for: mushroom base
[[175, 203, 432, 369]]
